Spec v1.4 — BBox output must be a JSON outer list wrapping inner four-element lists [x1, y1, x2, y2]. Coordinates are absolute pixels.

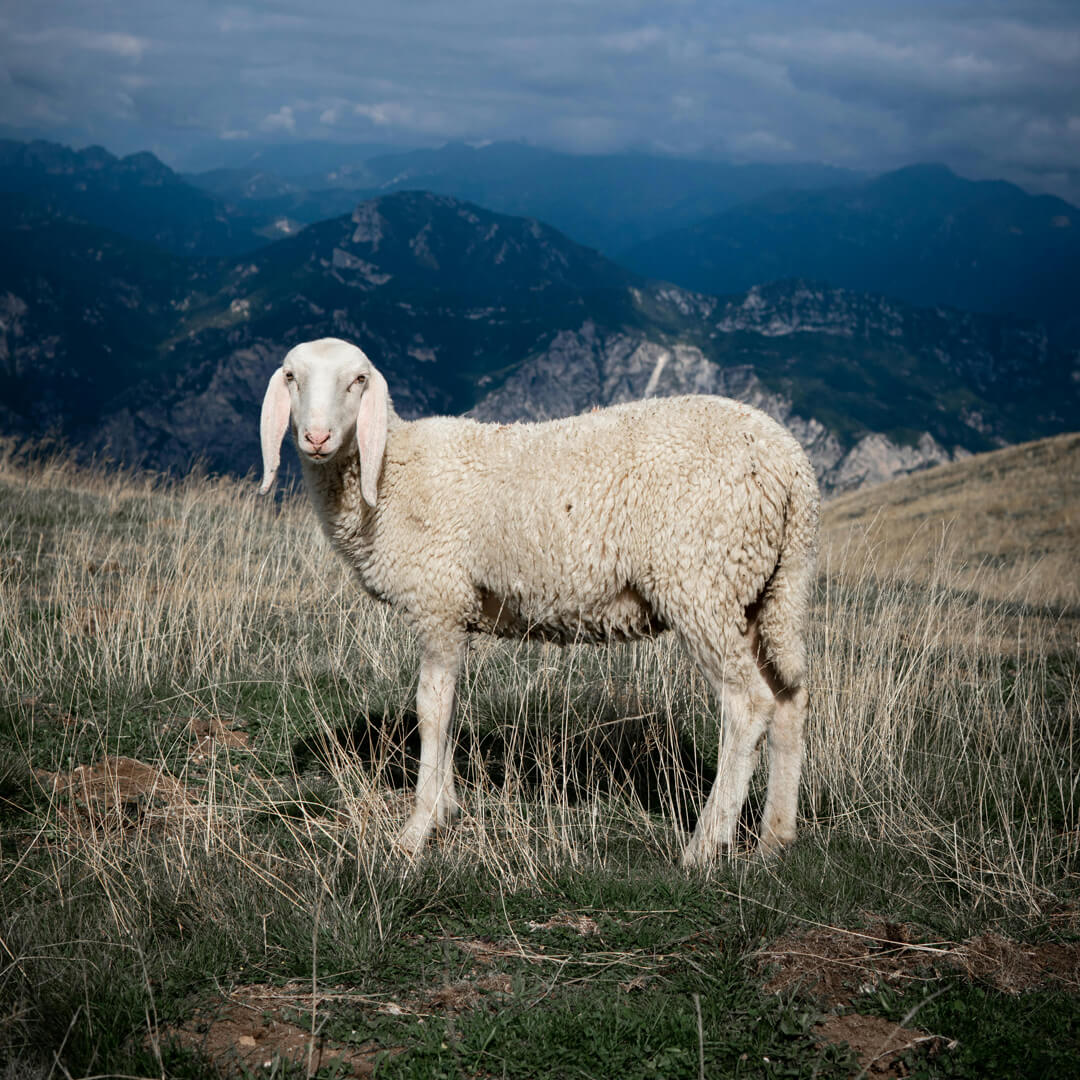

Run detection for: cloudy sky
[[2, 0, 1079, 202]]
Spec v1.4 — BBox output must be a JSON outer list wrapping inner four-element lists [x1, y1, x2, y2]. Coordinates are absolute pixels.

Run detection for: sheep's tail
[[756, 458, 820, 690]]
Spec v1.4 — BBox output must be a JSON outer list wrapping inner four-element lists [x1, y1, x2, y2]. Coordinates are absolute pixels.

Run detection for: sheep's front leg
[[397, 637, 463, 855]]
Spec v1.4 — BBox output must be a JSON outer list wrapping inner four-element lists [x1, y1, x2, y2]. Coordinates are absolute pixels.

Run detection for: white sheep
[[259, 337, 820, 866]]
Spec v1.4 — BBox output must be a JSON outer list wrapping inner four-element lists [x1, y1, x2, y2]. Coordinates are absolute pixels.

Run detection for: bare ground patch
[[35, 754, 191, 828], [759, 920, 1080, 1003], [759, 919, 1080, 1077], [161, 990, 392, 1078], [185, 715, 252, 761], [160, 971, 516, 1077], [813, 1013, 946, 1077]]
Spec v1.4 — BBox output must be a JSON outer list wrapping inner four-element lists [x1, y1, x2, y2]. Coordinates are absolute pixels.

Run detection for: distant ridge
[[2, 188, 1075, 496], [622, 163, 1080, 343], [185, 139, 861, 255], [0, 138, 264, 256]]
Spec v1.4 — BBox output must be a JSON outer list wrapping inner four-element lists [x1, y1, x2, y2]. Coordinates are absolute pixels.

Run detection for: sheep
[[259, 336, 820, 866]]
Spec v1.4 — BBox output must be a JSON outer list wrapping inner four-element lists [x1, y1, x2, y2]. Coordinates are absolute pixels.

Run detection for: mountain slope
[[822, 432, 1080, 606], [622, 164, 1080, 343], [188, 140, 860, 254], [0, 207, 220, 436], [0, 139, 265, 256], [67, 192, 643, 472], [471, 279, 1077, 490], [1, 191, 1076, 494]]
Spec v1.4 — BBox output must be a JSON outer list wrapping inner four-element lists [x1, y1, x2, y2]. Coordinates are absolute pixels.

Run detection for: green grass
[[863, 982, 1080, 1079], [1, 450, 1077, 1077]]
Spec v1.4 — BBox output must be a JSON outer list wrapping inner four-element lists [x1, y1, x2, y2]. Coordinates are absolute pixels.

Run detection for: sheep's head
[[259, 337, 389, 506]]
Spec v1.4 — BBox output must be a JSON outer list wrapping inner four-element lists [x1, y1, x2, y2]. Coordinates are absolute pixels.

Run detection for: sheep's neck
[[300, 411, 401, 593]]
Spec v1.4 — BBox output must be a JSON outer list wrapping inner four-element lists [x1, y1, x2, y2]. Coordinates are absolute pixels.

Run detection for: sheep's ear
[[356, 366, 388, 507], [259, 368, 291, 495]]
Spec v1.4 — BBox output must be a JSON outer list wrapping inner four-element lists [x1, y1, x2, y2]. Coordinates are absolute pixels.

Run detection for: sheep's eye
[[350, 374, 367, 390], [283, 370, 295, 382]]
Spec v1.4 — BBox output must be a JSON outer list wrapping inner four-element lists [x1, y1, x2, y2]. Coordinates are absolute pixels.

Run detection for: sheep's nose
[[304, 428, 331, 449]]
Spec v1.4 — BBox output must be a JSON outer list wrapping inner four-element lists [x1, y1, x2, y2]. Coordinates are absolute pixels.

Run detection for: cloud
[[353, 101, 416, 128], [600, 25, 664, 55], [729, 129, 797, 158], [260, 105, 296, 133], [2, 1, 1079, 203], [14, 27, 147, 59]]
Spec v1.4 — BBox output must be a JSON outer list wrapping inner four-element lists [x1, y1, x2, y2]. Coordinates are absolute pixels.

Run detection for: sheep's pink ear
[[259, 368, 291, 494], [356, 366, 388, 507]]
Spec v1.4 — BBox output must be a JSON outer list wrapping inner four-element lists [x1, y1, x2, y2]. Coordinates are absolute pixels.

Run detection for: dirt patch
[[761, 920, 1080, 1076], [814, 1012, 945, 1077], [760, 921, 936, 1006], [760, 920, 1080, 1004], [163, 997, 390, 1077], [186, 715, 251, 760], [163, 973, 514, 1076], [36, 755, 189, 827], [956, 932, 1080, 993]]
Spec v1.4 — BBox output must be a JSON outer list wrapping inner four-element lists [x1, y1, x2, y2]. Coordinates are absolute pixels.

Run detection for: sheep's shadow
[[291, 706, 718, 831]]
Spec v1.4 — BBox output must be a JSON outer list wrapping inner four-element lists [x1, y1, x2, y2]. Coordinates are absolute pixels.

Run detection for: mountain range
[[186, 140, 861, 256], [623, 164, 1080, 344], [2, 172, 1075, 494], [0, 139, 267, 256]]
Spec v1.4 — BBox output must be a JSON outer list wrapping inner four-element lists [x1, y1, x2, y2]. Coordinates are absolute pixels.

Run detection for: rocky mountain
[[0, 203, 218, 439], [186, 140, 860, 255], [622, 164, 1080, 345], [471, 280, 1077, 491], [0, 139, 266, 256], [2, 190, 1076, 494]]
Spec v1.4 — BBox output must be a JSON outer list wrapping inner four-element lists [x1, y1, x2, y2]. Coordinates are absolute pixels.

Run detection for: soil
[[160, 972, 515, 1077], [32, 716, 252, 828], [760, 920, 1080, 1003], [36, 755, 189, 827], [814, 1012, 945, 1076], [186, 715, 252, 760], [760, 918, 1080, 1077], [162, 994, 388, 1077]]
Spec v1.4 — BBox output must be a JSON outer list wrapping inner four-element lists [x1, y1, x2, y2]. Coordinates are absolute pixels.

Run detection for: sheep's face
[[281, 339, 373, 464], [259, 337, 389, 507]]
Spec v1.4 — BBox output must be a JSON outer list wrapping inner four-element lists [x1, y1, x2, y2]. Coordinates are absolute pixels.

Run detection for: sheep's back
[[384, 397, 808, 639]]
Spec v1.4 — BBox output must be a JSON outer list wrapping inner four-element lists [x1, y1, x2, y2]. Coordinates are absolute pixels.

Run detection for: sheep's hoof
[[680, 847, 705, 870], [394, 819, 431, 858], [435, 796, 461, 828], [680, 837, 720, 869], [756, 816, 799, 859], [756, 831, 796, 860]]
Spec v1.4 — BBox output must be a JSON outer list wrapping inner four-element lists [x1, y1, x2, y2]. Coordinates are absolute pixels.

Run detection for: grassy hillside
[[1, 444, 1077, 1078], [823, 432, 1080, 608]]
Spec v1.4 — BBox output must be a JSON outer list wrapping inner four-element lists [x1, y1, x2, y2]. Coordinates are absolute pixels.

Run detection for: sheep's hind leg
[[681, 642, 774, 868], [758, 685, 807, 854], [397, 636, 463, 855]]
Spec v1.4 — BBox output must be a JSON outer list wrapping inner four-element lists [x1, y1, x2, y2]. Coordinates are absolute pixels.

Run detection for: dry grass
[[822, 432, 1080, 609], [1, 435, 1077, 938]]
